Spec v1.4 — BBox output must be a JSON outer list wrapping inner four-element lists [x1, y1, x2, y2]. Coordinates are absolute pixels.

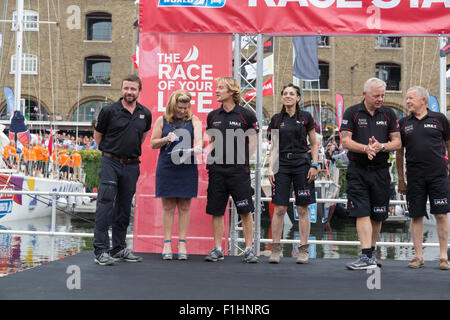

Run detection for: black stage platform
[[1, 252, 449, 300]]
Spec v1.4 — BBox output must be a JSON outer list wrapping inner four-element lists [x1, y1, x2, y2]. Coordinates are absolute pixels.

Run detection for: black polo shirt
[[340, 101, 399, 166], [267, 109, 315, 154], [206, 104, 258, 172], [95, 98, 152, 159], [399, 110, 450, 177]]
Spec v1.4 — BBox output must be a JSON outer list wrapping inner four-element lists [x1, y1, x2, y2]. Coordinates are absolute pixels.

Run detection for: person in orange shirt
[[8, 141, 17, 166], [29, 143, 37, 176], [3, 143, 12, 168], [59, 150, 70, 180], [33, 143, 44, 177], [42, 145, 49, 177], [21, 144, 31, 175], [71, 150, 82, 181]]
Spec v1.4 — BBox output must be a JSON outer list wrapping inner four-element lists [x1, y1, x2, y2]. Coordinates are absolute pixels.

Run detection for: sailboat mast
[[13, 0, 23, 114], [438, 36, 447, 114]]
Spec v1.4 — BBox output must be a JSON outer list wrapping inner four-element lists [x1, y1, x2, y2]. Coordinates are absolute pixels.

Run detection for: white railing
[[0, 190, 444, 252]]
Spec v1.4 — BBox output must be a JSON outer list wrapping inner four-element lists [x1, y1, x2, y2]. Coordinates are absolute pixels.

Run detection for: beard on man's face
[[123, 94, 137, 103]]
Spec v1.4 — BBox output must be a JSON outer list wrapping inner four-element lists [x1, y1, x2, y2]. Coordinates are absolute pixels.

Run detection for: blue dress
[[155, 117, 198, 198]]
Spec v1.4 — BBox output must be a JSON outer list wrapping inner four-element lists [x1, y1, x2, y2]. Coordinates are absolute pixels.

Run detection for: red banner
[[335, 93, 344, 145], [133, 33, 233, 255], [244, 77, 274, 101], [140, 1, 449, 35]]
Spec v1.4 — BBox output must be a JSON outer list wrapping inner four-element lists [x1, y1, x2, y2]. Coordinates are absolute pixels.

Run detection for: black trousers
[[93, 156, 140, 256]]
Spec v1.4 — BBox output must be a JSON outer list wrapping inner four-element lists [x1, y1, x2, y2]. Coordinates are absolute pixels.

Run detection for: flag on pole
[[3, 87, 15, 118], [244, 54, 273, 80], [9, 111, 30, 145], [263, 37, 273, 53], [428, 95, 440, 112], [244, 77, 274, 101], [293, 37, 319, 80]]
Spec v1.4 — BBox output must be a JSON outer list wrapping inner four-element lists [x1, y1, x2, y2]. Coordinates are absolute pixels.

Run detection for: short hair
[[407, 86, 429, 104], [216, 77, 241, 104], [122, 74, 142, 90], [164, 89, 193, 123], [363, 77, 386, 93]]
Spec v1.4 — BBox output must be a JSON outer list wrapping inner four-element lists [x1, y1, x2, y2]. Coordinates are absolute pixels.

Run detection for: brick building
[[254, 36, 449, 130], [0, 2, 448, 132], [0, 0, 138, 129]]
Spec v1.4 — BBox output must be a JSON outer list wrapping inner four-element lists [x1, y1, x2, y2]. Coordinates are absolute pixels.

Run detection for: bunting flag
[[293, 37, 319, 81], [244, 77, 273, 101], [244, 54, 273, 80]]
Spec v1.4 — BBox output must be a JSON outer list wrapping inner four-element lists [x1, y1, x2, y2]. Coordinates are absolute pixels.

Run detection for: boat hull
[[0, 174, 84, 222]]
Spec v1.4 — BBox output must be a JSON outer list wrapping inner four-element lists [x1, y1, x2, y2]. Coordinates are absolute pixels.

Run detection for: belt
[[102, 152, 140, 164], [350, 161, 390, 171], [280, 152, 310, 160]]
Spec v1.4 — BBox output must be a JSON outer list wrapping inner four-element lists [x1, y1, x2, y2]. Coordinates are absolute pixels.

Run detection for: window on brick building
[[375, 62, 401, 91], [12, 10, 39, 31], [317, 36, 329, 47], [375, 37, 401, 48], [302, 61, 329, 90], [86, 12, 112, 41], [11, 53, 38, 75], [71, 100, 108, 122], [84, 56, 110, 84]]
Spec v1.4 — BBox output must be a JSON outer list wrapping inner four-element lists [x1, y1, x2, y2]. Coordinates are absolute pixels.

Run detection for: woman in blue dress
[[151, 90, 202, 260]]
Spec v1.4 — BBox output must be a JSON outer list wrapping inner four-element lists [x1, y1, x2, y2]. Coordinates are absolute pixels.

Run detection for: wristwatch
[[311, 162, 318, 170], [381, 144, 385, 152]]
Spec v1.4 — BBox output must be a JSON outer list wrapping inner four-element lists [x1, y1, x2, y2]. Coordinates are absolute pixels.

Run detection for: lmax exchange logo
[[158, 0, 226, 8]]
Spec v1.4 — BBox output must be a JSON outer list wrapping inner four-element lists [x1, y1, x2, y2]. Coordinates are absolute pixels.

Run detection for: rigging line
[[0, 0, 10, 92], [274, 36, 281, 115], [419, 37, 426, 86], [409, 37, 415, 88], [46, 0, 55, 119], [37, 0, 42, 124], [0, 0, 8, 80], [426, 38, 439, 90], [21, 29, 40, 114], [0, 175, 95, 224], [280, 38, 292, 111], [56, 21, 73, 119]]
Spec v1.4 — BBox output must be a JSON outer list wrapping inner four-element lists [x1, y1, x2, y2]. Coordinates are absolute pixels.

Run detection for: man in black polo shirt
[[204, 77, 259, 263], [340, 77, 401, 270], [93, 74, 152, 266], [396, 86, 450, 270]]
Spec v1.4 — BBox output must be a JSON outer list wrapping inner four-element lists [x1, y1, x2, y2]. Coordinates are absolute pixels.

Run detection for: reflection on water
[[0, 215, 90, 277], [258, 213, 445, 262], [0, 211, 447, 276]]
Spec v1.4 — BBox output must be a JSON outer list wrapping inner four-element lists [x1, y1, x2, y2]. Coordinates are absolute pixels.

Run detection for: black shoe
[[94, 252, 115, 266], [112, 248, 143, 262], [346, 254, 377, 270], [373, 250, 382, 268]]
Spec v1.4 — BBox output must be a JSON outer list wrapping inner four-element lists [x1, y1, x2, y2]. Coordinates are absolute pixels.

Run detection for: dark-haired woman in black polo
[[267, 84, 318, 264]]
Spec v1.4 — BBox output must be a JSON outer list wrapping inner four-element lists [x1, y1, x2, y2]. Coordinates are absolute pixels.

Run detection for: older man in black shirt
[[340, 77, 401, 270], [93, 74, 152, 266], [396, 86, 450, 270]]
